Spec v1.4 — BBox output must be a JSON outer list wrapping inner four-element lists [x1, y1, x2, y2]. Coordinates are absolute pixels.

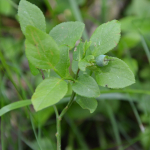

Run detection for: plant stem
[[60, 91, 76, 118], [53, 90, 76, 150], [53, 106, 61, 150], [54, 69, 80, 150], [60, 69, 79, 118]]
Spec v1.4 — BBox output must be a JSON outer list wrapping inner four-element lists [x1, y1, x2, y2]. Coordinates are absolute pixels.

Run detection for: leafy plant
[[0, 0, 135, 149]]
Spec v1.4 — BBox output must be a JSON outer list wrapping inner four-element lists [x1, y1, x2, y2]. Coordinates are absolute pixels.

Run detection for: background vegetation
[[0, 0, 150, 149]]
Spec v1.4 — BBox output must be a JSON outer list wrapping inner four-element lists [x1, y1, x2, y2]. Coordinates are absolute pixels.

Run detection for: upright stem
[[60, 91, 76, 118], [53, 90, 76, 150], [54, 69, 80, 150], [53, 106, 61, 150]]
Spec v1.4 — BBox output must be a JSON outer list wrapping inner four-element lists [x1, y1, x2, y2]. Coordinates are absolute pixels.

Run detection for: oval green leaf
[[49, 21, 85, 49], [28, 61, 39, 76], [78, 60, 91, 71], [32, 78, 68, 111], [95, 57, 135, 88], [72, 74, 100, 98], [90, 20, 121, 56], [25, 26, 60, 70], [73, 42, 84, 61], [55, 46, 71, 78], [76, 95, 97, 113], [18, 0, 46, 34]]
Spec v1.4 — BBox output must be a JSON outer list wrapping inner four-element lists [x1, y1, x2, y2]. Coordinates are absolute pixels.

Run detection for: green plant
[[0, 0, 136, 149]]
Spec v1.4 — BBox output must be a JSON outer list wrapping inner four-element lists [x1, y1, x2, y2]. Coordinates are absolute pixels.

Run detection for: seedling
[[1, 0, 135, 149]]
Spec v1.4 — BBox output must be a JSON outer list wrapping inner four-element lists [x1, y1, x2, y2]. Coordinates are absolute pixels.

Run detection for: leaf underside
[[76, 95, 98, 113]]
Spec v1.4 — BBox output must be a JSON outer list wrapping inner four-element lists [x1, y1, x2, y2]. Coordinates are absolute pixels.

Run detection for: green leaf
[[95, 57, 135, 88], [18, 0, 46, 34], [90, 20, 121, 56], [25, 26, 60, 70], [32, 78, 68, 111], [73, 42, 84, 61], [0, 100, 31, 116], [55, 46, 71, 78], [78, 55, 94, 71], [76, 95, 97, 113], [72, 74, 100, 98], [72, 60, 78, 74], [83, 41, 91, 53], [85, 55, 94, 62], [49, 21, 85, 49], [78, 60, 91, 71], [28, 61, 39, 76]]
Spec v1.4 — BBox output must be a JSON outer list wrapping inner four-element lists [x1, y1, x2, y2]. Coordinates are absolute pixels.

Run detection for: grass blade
[[6, 0, 18, 9], [69, 0, 88, 40], [105, 101, 123, 150], [140, 34, 150, 64], [101, 0, 107, 23], [0, 100, 31, 116], [1, 99, 5, 150], [0, 50, 23, 99], [30, 113, 43, 150], [65, 115, 89, 150], [129, 100, 145, 132]]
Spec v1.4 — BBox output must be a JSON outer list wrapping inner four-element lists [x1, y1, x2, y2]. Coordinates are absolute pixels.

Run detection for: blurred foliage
[[0, 0, 150, 149]]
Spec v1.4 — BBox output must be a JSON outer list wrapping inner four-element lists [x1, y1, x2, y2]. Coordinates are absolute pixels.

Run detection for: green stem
[[60, 69, 79, 118], [53, 106, 61, 150], [60, 92, 76, 118], [54, 69, 80, 150]]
